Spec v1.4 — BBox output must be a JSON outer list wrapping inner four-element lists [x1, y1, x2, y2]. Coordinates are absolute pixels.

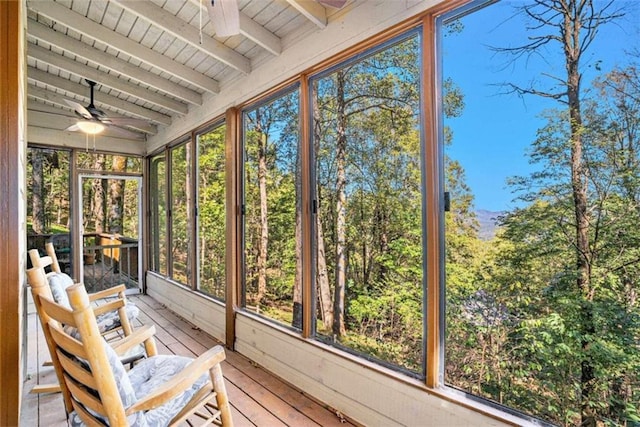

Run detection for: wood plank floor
[[21, 293, 354, 427]]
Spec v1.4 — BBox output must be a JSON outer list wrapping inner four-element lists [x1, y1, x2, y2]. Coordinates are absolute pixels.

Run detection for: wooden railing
[[28, 232, 139, 293], [82, 233, 139, 292]]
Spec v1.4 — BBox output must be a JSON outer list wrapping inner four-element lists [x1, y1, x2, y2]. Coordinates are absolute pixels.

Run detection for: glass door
[[78, 174, 143, 294]]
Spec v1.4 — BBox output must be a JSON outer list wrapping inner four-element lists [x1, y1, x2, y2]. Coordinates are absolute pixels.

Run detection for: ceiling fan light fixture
[[76, 120, 105, 134]]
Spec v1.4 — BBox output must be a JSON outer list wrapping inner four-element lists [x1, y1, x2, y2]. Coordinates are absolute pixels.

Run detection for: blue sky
[[442, 0, 640, 212]]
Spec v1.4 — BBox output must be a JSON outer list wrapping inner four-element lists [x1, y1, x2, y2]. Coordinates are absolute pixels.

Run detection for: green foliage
[[198, 125, 227, 299], [243, 88, 300, 320], [309, 33, 426, 371], [444, 58, 640, 424], [26, 147, 71, 233]]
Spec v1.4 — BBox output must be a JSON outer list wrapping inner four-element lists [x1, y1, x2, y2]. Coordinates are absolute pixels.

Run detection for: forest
[[28, 1, 639, 426], [241, 1, 640, 425]]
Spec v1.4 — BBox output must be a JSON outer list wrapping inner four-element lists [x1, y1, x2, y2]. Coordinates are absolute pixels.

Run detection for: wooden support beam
[[28, 43, 188, 115], [28, 19, 203, 106], [113, 0, 251, 74], [27, 0, 220, 94], [286, 0, 327, 28]]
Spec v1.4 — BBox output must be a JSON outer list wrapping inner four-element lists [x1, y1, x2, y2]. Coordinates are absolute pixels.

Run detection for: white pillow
[[47, 272, 74, 309]]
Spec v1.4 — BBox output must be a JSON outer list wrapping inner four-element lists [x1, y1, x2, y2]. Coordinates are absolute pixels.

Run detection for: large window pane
[[243, 87, 301, 329], [170, 143, 192, 285], [311, 32, 424, 373], [198, 124, 226, 300], [150, 154, 167, 275], [27, 147, 73, 272], [442, 1, 640, 425]]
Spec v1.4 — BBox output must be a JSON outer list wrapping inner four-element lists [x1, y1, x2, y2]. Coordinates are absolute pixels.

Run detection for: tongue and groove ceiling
[[26, 0, 350, 145]]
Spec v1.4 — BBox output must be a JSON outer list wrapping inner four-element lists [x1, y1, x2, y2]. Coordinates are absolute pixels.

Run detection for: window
[[197, 123, 227, 300], [310, 31, 425, 374], [441, 1, 640, 425], [242, 86, 301, 328], [76, 153, 142, 239], [149, 153, 167, 275], [143, 2, 640, 423], [27, 146, 72, 270], [170, 142, 192, 285], [77, 152, 142, 173]]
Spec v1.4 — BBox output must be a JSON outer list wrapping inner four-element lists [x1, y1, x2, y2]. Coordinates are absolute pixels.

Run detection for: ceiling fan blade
[[206, 0, 240, 37], [64, 99, 92, 119], [65, 121, 143, 140], [316, 0, 348, 8], [102, 117, 156, 134]]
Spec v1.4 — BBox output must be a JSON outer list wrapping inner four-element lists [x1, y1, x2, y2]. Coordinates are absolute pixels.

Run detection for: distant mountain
[[476, 209, 503, 241]]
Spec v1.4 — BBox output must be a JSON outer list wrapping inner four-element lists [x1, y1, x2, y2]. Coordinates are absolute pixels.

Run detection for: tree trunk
[[108, 156, 127, 234], [31, 149, 45, 234], [92, 155, 106, 233], [256, 120, 269, 307], [292, 144, 303, 329], [185, 144, 193, 283], [333, 70, 347, 337], [316, 213, 334, 329], [562, 3, 595, 426], [313, 89, 334, 330]]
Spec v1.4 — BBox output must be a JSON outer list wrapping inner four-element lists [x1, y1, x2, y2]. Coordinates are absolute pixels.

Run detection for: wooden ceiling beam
[[28, 19, 202, 106], [286, 0, 327, 28], [184, 0, 282, 56], [113, 0, 251, 74], [27, 99, 75, 117], [27, 0, 220, 94], [28, 43, 188, 115], [238, 13, 282, 56], [27, 125, 146, 154], [27, 69, 172, 126]]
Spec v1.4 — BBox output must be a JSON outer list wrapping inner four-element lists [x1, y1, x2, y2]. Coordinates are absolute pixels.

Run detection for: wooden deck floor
[[21, 293, 353, 426]]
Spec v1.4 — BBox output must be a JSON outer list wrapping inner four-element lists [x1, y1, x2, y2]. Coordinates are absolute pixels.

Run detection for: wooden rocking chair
[[27, 263, 148, 395], [28, 245, 140, 338], [37, 282, 233, 426]]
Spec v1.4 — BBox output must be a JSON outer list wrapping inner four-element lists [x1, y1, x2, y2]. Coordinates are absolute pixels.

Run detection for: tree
[[243, 91, 299, 320], [313, 91, 334, 330], [312, 34, 423, 369], [30, 149, 45, 234], [332, 69, 348, 337], [108, 156, 127, 234], [496, 2, 624, 425], [91, 155, 106, 233]]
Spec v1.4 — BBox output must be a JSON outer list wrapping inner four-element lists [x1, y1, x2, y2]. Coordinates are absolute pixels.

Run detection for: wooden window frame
[[143, 0, 477, 392]]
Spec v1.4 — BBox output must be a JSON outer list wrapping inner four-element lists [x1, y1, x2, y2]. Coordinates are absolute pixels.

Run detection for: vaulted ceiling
[[26, 0, 354, 148]]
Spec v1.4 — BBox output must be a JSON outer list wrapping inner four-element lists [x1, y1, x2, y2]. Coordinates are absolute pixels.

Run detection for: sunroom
[[2, 0, 639, 426]]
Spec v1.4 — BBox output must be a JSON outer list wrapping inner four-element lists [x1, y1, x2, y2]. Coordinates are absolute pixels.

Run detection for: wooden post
[[0, 0, 25, 424]]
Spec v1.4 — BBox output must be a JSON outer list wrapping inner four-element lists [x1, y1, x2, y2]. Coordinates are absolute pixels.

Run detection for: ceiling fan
[[206, 0, 348, 37], [64, 79, 150, 139]]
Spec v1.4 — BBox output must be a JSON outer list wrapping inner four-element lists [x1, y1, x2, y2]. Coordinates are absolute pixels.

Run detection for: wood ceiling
[[26, 0, 352, 145]]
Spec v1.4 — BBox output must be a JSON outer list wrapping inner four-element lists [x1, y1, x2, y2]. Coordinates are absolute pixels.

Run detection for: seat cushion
[[47, 273, 140, 335], [69, 355, 208, 427], [128, 355, 209, 425], [95, 303, 140, 334], [64, 303, 140, 339], [68, 341, 143, 426]]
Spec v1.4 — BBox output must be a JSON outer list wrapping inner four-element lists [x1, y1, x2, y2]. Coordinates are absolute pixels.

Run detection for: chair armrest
[[110, 324, 157, 356], [125, 345, 226, 414], [92, 298, 126, 317], [88, 284, 127, 302]]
